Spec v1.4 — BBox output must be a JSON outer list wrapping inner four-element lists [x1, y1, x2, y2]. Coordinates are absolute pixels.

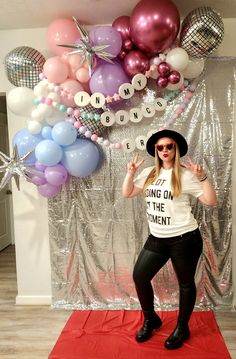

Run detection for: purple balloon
[[37, 183, 62, 198], [89, 62, 130, 96], [31, 175, 47, 186], [44, 164, 68, 185], [89, 26, 122, 57]]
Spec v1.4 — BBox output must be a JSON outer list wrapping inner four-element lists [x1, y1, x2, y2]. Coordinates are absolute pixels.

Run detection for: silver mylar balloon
[[180, 7, 224, 58], [4, 46, 45, 89]]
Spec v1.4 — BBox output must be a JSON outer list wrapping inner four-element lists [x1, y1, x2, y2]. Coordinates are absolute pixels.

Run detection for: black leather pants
[[133, 229, 203, 325]]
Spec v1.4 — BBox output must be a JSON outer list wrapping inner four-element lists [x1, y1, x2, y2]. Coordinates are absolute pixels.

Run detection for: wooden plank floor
[[0, 245, 236, 359]]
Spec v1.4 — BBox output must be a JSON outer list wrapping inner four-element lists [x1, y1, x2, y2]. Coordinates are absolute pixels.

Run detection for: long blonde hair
[[143, 141, 182, 197]]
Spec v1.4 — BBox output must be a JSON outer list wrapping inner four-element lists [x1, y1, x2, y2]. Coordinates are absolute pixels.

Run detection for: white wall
[[0, 18, 235, 305]]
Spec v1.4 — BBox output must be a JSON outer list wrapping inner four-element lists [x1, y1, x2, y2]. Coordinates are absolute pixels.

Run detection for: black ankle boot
[[164, 324, 190, 349], [136, 312, 162, 343]]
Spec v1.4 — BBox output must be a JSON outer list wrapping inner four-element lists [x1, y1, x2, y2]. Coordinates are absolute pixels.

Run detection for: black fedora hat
[[146, 129, 188, 157]]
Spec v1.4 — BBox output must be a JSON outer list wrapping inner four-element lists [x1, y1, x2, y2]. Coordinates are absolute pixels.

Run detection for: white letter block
[[74, 91, 91, 107], [135, 135, 147, 150], [154, 98, 167, 111], [100, 111, 116, 127], [118, 83, 135, 99], [129, 108, 143, 123], [132, 74, 147, 90], [115, 110, 129, 125], [90, 92, 106, 109], [141, 104, 155, 118], [122, 139, 136, 153]]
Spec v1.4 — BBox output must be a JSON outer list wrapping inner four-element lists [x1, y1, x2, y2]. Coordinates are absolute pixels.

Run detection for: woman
[[122, 129, 217, 350]]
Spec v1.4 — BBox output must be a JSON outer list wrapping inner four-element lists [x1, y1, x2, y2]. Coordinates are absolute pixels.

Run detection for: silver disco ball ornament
[[4, 46, 45, 88], [180, 7, 224, 58], [77, 104, 107, 137]]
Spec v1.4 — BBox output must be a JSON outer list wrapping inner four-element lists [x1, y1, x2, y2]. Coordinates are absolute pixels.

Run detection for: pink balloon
[[168, 70, 181, 84], [158, 62, 171, 77], [76, 67, 90, 83], [46, 18, 79, 56], [43, 56, 69, 83], [123, 39, 134, 51], [123, 50, 150, 76], [157, 76, 169, 88], [130, 0, 180, 55], [112, 16, 131, 42], [60, 79, 84, 107]]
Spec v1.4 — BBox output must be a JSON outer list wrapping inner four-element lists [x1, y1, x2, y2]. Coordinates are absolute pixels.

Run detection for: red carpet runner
[[49, 310, 231, 359]]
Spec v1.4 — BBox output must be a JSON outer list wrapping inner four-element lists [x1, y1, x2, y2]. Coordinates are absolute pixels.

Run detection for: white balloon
[[166, 73, 184, 91], [182, 58, 205, 79], [31, 108, 44, 122], [37, 103, 53, 117], [33, 81, 49, 97], [47, 92, 60, 102], [28, 120, 42, 134], [46, 109, 67, 126], [7, 87, 36, 116], [166, 48, 189, 71]]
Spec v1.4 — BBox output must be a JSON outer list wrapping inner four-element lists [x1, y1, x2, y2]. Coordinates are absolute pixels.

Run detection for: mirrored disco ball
[[4, 46, 45, 88], [78, 104, 107, 137], [180, 7, 224, 58]]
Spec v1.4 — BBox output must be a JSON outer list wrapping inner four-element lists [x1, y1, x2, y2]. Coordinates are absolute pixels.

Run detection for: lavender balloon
[[37, 183, 62, 198], [89, 61, 130, 96], [44, 164, 68, 185], [89, 26, 122, 58]]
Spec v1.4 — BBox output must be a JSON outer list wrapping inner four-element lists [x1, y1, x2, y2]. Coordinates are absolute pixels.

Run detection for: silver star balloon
[[0, 145, 44, 190], [58, 17, 114, 76]]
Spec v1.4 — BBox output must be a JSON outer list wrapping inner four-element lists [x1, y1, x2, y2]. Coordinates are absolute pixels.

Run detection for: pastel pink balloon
[[46, 18, 79, 56], [123, 50, 149, 76], [76, 67, 90, 83], [130, 0, 180, 55], [43, 56, 69, 83], [60, 79, 84, 107]]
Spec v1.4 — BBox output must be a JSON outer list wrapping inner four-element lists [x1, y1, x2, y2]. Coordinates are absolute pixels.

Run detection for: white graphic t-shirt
[[134, 166, 203, 238]]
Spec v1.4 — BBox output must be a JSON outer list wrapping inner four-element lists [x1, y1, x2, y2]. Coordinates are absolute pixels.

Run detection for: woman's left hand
[[181, 156, 206, 179]]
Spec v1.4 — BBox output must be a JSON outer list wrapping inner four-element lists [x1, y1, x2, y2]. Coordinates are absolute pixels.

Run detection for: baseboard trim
[[15, 295, 52, 305]]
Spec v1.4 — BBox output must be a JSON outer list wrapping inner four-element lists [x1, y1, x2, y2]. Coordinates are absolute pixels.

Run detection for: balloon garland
[[2, 2, 224, 197]]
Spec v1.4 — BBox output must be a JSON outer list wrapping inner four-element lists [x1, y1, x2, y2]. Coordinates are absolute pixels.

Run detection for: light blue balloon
[[41, 126, 52, 139], [61, 139, 100, 177], [51, 121, 77, 146], [12, 128, 43, 165], [35, 139, 63, 166]]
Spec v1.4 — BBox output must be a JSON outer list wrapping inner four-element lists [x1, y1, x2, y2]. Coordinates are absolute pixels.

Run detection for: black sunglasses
[[155, 143, 175, 152]]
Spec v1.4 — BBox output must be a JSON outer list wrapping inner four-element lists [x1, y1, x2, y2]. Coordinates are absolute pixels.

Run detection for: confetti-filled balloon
[[180, 7, 224, 58], [4, 46, 45, 88]]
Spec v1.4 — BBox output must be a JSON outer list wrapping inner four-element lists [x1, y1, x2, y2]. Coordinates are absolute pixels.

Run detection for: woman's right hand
[[127, 153, 144, 175]]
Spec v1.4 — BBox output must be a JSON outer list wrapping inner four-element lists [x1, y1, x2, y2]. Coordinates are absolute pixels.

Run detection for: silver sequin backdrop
[[49, 58, 236, 311]]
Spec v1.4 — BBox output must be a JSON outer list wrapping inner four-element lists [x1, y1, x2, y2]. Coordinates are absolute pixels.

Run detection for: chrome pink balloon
[[112, 16, 131, 41], [168, 70, 181, 84], [123, 50, 150, 77], [158, 62, 171, 77], [130, 0, 180, 55], [157, 76, 169, 88], [123, 39, 134, 51]]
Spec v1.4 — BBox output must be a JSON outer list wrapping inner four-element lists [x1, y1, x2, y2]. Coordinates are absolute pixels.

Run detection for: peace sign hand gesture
[[127, 153, 144, 175], [181, 156, 206, 179]]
